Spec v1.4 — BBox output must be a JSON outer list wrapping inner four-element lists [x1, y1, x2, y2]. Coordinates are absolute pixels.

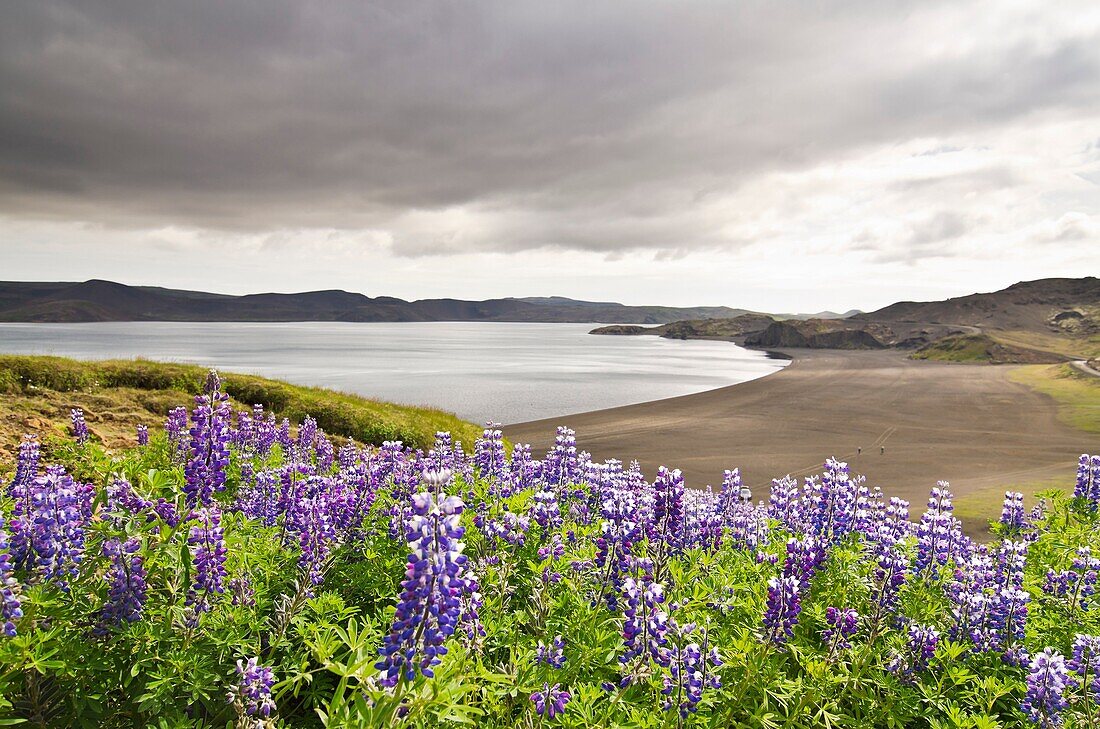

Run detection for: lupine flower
[[229, 657, 277, 720], [136, 424, 149, 446], [229, 576, 256, 607], [821, 607, 859, 655], [531, 488, 563, 530], [887, 623, 939, 678], [8, 434, 39, 495], [620, 575, 671, 667], [165, 406, 189, 457], [99, 537, 147, 630], [1074, 454, 1100, 507], [70, 408, 88, 444], [236, 470, 282, 526], [763, 574, 802, 645], [28, 466, 87, 588], [661, 621, 722, 718], [915, 483, 964, 575], [768, 475, 800, 529], [1068, 634, 1100, 706], [650, 467, 685, 550], [1021, 648, 1072, 728], [543, 427, 579, 490], [1000, 491, 1026, 531], [473, 425, 508, 486], [183, 371, 232, 507], [1044, 547, 1099, 611], [0, 514, 23, 637], [186, 507, 227, 624], [802, 459, 860, 545], [375, 490, 474, 686], [531, 682, 570, 719], [536, 634, 566, 668]]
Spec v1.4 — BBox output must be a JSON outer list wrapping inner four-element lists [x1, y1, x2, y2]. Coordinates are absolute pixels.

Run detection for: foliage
[[0, 354, 482, 453], [1, 371, 1100, 727]]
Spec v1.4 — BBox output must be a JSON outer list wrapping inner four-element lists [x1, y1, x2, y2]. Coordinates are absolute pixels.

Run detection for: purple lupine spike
[[536, 634, 566, 668], [620, 575, 671, 668], [296, 416, 318, 455], [8, 435, 40, 495], [888, 622, 939, 678], [1068, 634, 1100, 705], [315, 432, 335, 473], [531, 488, 563, 530], [99, 537, 147, 629], [236, 469, 282, 526], [184, 371, 232, 507], [531, 682, 570, 719], [661, 620, 722, 718], [821, 607, 859, 655], [165, 406, 189, 458], [509, 443, 536, 493], [28, 466, 87, 589], [763, 574, 802, 645], [473, 425, 508, 486], [594, 487, 644, 610], [1044, 547, 1099, 612], [1075, 454, 1100, 507], [543, 427, 579, 490], [915, 482, 963, 575], [1022, 648, 1072, 728], [802, 458, 860, 545], [767, 475, 800, 529], [286, 491, 338, 590], [650, 467, 685, 550], [185, 506, 227, 625], [991, 540, 1030, 665], [375, 488, 475, 686], [229, 657, 277, 720], [229, 576, 256, 607], [136, 424, 149, 446], [69, 408, 88, 444], [1000, 491, 1026, 531], [0, 513, 23, 637]]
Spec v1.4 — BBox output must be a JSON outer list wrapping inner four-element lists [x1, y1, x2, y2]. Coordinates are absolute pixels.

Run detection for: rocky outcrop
[[745, 321, 888, 349]]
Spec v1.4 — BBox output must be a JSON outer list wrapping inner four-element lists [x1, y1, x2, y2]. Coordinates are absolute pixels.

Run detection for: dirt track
[[504, 350, 1096, 510]]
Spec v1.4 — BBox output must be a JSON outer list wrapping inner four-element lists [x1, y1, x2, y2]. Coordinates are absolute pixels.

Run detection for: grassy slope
[[950, 363, 1100, 531], [0, 355, 482, 468], [1008, 362, 1100, 434]]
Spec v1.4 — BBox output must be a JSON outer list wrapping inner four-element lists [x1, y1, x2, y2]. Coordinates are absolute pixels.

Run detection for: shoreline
[[504, 348, 1096, 531]]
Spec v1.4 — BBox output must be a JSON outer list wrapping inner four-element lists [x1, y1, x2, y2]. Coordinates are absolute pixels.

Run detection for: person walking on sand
[[857, 446, 862, 456], [880, 445, 885, 455]]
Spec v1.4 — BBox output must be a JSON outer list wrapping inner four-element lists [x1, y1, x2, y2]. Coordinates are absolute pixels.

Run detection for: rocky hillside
[[854, 277, 1100, 333], [590, 314, 775, 340]]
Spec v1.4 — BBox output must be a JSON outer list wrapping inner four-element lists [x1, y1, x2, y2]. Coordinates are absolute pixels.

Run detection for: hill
[[854, 276, 1100, 333], [0, 280, 752, 325], [590, 313, 776, 340], [0, 355, 482, 466]]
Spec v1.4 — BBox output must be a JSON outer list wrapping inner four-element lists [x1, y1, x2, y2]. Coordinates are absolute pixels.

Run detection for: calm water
[[0, 322, 787, 424]]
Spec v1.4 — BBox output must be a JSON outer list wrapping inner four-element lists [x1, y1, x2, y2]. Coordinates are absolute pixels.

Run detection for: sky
[[1, 1, 1098, 313]]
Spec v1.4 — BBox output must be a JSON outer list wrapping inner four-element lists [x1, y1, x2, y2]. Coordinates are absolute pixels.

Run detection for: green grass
[[991, 328, 1100, 360], [0, 355, 483, 462], [910, 334, 999, 362], [1009, 362, 1100, 434]]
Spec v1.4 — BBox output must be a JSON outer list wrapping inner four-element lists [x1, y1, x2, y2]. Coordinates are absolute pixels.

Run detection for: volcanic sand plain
[[504, 349, 1098, 531]]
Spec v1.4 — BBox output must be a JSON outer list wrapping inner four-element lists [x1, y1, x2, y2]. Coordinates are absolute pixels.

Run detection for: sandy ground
[[504, 349, 1096, 512]]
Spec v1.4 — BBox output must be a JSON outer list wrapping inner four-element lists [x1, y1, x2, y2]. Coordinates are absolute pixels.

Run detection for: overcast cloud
[[0, 0, 1097, 311]]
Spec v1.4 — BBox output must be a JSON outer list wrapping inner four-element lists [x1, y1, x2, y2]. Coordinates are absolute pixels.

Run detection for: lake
[[0, 322, 787, 424]]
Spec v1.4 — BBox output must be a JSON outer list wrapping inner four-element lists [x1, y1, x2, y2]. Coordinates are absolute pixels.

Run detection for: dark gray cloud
[[0, 0, 1098, 258]]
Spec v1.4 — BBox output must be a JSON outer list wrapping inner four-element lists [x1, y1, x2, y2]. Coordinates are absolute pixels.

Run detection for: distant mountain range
[[0, 280, 756, 325]]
